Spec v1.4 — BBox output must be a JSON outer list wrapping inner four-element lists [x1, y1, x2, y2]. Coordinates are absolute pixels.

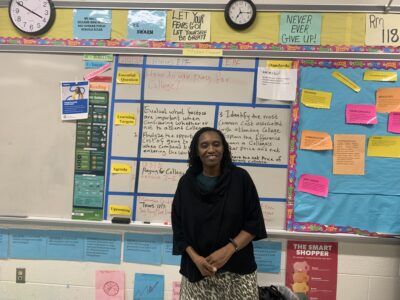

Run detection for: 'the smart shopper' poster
[[286, 241, 338, 300]]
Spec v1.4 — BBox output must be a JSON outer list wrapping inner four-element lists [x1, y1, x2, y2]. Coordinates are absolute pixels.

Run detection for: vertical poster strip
[[72, 91, 109, 220]]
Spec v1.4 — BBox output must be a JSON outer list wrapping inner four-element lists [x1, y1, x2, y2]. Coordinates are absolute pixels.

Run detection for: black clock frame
[[224, 0, 257, 30], [8, 0, 56, 36]]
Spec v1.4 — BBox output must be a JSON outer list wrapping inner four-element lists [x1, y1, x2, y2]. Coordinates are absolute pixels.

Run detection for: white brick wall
[[0, 239, 398, 300]]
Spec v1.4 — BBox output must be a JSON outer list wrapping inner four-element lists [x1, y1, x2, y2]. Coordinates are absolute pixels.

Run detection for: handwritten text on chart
[[141, 104, 214, 159], [218, 108, 290, 164], [136, 197, 172, 221]]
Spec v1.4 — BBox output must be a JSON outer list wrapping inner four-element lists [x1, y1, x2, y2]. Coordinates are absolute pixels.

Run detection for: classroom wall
[[0, 232, 398, 300], [0, 3, 399, 300]]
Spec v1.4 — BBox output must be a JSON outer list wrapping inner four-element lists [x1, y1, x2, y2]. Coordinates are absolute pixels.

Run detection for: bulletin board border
[[3, 37, 400, 54], [286, 59, 400, 238]]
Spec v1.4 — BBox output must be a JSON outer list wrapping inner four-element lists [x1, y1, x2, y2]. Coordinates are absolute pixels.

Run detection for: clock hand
[[236, 9, 242, 19], [16, 1, 43, 19]]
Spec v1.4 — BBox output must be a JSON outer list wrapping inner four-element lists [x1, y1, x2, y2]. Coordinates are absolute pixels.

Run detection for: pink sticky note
[[346, 104, 377, 124], [96, 270, 125, 300], [172, 281, 181, 300], [388, 112, 400, 133], [298, 174, 329, 198]]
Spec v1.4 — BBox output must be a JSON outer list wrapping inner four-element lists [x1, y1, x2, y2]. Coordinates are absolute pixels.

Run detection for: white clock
[[224, 0, 257, 30], [9, 0, 56, 35]]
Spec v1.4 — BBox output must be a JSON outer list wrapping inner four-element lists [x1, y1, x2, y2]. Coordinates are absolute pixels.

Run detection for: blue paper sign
[[83, 232, 121, 264], [254, 241, 282, 273], [47, 231, 84, 261], [0, 229, 9, 259], [84, 61, 109, 69], [134, 273, 164, 300], [9, 229, 47, 259], [280, 13, 321, 45], [162, 235, 180, 266], [74, 9, 111, 39], [124, 233, 163, 265], [127, 10, 166, 41]]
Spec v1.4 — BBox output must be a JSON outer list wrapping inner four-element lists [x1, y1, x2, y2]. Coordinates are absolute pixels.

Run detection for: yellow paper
[[333, 134, 365, 175], [266, 60, 292, 69], [111, 163, 132, 174], [367, 136, 400, 158], [109, 205, 131, 216], [300, 130, 332, 150], [115, 113, 136, 126], [321, 13, 365, 46], [332, 71, 361, 92], [376, 88, 400, 113], [170, 10, 211, 43], [117, 71, 140, 84], [301, 89, 332, 109], [182, 48, 223, 57], [364, 70, 397, 82]]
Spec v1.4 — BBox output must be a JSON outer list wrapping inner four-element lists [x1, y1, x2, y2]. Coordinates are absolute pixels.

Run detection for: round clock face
[[9, 0, 56, 35], [225, 0, 256, 30]]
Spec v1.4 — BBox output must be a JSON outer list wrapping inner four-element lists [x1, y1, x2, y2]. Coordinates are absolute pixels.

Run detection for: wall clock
[[224, 0, 257, 30], [9, 0, 56, 35]]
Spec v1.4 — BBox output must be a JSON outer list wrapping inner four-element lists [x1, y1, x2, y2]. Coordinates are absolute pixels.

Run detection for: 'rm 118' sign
[[366, 14, 400, 45]]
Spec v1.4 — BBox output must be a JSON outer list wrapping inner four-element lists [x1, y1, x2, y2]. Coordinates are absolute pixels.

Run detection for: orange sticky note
[[300, 130, 332, 150], [376, 88, 400, 113], [333, 134, 365, 175]]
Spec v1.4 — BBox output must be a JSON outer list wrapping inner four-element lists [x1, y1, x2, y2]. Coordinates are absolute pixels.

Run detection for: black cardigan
[[171, 165, 267, 282]]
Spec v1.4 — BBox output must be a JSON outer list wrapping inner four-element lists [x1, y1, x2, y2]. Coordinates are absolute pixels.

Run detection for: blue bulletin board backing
[[289, 61, 400, 236]]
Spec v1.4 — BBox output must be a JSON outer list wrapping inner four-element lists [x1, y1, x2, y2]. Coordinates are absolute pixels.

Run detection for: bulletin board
[[0, 52, 292, 230], [105, 55, 292, 229], [288, 60, 400, 236]]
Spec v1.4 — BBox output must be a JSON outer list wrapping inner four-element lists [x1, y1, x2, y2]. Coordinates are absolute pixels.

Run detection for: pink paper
[[172, 281, 181, 300], [345, 104, 377, 124], [96, 270, 125, 300], [388, 112, 400, 133], [298, 174, 329, 198]]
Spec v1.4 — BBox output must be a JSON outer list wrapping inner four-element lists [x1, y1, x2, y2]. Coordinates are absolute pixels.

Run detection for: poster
[[127, 10, 166, 41], [60, 81, 89, 120], [286, 241, 338, 300], [73, 9, 112, 39]]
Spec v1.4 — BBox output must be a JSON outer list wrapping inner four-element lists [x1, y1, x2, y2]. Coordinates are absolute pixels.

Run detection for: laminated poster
[[286, 241, 338, 300]]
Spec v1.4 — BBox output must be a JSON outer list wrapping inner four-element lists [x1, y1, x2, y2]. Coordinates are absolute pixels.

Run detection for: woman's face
[[197, 131, 224, 170]]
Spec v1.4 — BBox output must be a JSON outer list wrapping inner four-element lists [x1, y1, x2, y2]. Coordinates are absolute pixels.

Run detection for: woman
[[172, 127, 267, 300]]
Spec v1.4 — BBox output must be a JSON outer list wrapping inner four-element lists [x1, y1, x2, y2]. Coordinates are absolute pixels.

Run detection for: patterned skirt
[[180, 271, 259, 300]]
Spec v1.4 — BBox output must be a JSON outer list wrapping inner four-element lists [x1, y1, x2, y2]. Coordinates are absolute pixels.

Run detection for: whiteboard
[[0, 53, 86, 218], [106, 55, 292, 230]]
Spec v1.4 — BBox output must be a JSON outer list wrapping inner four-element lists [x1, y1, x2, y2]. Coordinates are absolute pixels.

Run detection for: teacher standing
[[172, 127, 267, 300]]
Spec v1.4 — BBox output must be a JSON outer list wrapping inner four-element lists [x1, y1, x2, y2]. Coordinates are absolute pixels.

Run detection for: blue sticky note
[[84, 60, 109, 69], [74, 9, 112, 39], [0, 229, 9, 259], [254, 241, 282, 273], [83, 232, 121, 264], [124, 233, 163, 265], [134, 273, 164, 300], [47, 231, 84, 261], [280, 13, 321, 45], [127, 10, 166, 41], [9, 229, 47, 259], [161, 235, 180, 266]]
